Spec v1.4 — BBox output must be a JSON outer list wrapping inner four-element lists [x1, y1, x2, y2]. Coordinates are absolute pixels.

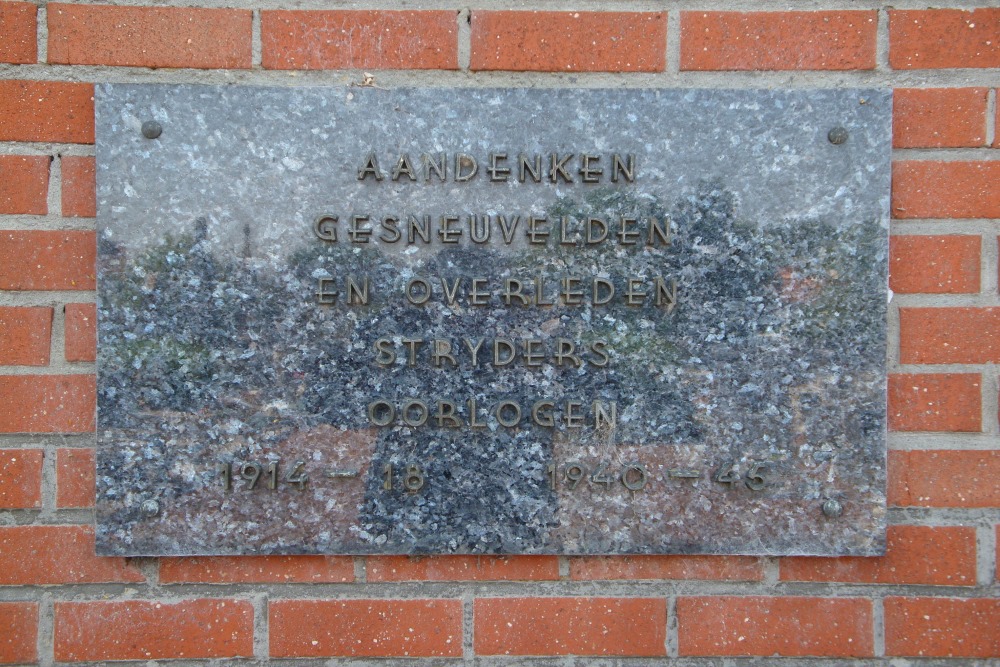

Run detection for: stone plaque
[[95, 85, 889, 556]]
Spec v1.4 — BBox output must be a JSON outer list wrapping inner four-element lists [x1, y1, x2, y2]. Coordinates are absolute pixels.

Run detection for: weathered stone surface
[[95, 85, 890, 555]]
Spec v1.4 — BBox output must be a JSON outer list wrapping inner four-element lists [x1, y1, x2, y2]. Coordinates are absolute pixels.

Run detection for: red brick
[[681, 11, 876, 71], [0, 80, 93, 144], [890, 9, 1000, 70], [0, 602, 37, 664], [0, 155, 50, 215], [889, 450, 1000, 508], [470, 11, 666, 73], [61, 156, 95, 218], [0, 449, 42, 508], [885, 597, 1000, 657], [161, 555, 353, 584], [997, 525, 1000, 581], [48, 3, 251, 69], [0, 375, 95, 433], [474, 597, 666, 656], [0, 230, 96, 290], [893, 162, 1000, 219], [0, 1, 35, 64], [780, 525, 976, 586], [678, 596, 873, 657], [890, 235, 980, 294], [368, 555, 558, 582], [900, 308, 1000, 364], [570, 555, 764, 581], [64, 303, 96, 362], [0, 306, 52, 366], [262, 10, 457, 70], [56, 448, 94, 508], [888, 373, 981, 432], [894, 88, 988, 148], [270, 599, 462, 658], [0, 526, 142, 585], [55, 599, 253, 661]]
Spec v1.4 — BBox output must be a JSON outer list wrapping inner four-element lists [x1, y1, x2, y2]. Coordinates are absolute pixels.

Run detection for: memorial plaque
[[95, 85, 890, 556]]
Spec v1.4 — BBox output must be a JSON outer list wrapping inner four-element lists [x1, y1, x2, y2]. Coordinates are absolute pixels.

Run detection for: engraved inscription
[[357, 152, 636, 184]]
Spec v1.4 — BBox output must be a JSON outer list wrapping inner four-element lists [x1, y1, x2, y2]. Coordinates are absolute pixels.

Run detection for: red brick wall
[[1, 3, 998, 662]]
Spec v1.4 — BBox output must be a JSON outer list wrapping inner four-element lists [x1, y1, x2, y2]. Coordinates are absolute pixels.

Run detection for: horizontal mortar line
[[29, 0, 658, 8], [892, 147, 1000, 161], [0, 291, 97, 307], [0, 586, 147, 602], [0, 143, 94, 157], [890, 221, 1000, 234], [870, 71, 1000, 88], [886, 509, 1000, 526], [635, 70, 1000, 88], [24, 0, 1000, 21], [0, 584, 709, 600], [0, 74, 973, 97], [0, 364, 95, 375], [0, 581, 996, 601], [773, 582, 1000, 599], [889, 507, 1000, 523], [0, 434, 96, 447], [894, 363, 999, 373], [26, 0, 984, 10], [892, 218, 1000, 226], [0, 583, 663, 599], [887, 363, 975, 375], [892, 294, 1000, 307], [887, 433, 1000, 451], [0, 508, 94, 522], [3, 65, 1000, 90], [0, 216, 96, 231], [152, 70, 999, 89], [894, 145, 1000, 154]]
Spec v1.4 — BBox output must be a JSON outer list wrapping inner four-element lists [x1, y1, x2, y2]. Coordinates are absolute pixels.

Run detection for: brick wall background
[[0, 1, 998, 663]]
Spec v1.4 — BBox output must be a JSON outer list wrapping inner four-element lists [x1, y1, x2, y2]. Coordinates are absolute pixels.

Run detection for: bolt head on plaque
[[141, 120, 162, 140], [828, 127, 849, 145], [140, 499, 160, 517], [822, 499, 843, 518]]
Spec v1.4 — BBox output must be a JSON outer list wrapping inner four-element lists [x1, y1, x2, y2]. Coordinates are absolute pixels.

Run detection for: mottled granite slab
[[95, 86, 890, 556]]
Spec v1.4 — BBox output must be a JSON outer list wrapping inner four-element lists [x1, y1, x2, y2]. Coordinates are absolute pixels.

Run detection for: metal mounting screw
[[827, 127, 849, 145], [821, 499, 843, 518], [141, 120, 162, 140], [140, 499, 160, 517]]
